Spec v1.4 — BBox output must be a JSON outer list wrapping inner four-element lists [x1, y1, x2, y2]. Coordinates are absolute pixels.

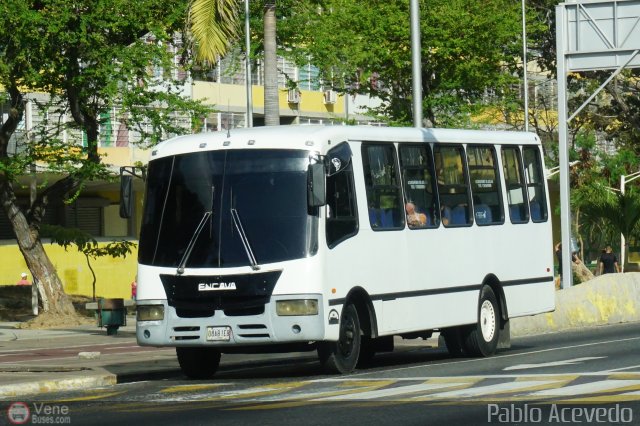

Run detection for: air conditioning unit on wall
[[287, 89, 300, 104], [323, 90, 337, 104]]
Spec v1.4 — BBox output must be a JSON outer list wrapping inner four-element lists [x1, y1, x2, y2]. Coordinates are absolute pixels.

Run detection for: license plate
[[206, 326, 231, 341]]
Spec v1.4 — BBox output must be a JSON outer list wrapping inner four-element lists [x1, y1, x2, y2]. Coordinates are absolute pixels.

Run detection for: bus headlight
[[276, 299, 319, 316], [137, 305, 164, 321]]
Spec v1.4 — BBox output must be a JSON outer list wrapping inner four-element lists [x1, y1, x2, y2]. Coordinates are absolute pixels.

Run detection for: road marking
[[426, 380, 561, 398], [313, 381, 468, 401], [598, 364, 640, 373], [55, 391, 125, 402], [531, 379, 640, 396], [202, 382, 311, 401], [280, 380, 395, 402], [504, 356, 606, 371], [161, 383, 230, 393], [349, 336, 640, 377]]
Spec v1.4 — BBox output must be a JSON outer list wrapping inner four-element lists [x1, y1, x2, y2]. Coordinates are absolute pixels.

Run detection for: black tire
[[441, 327, 465, 357], [176, 347, 221, 379], [357, 336, 376, 367], [318, 303, 361, 374], [462, 286, 500, 357]]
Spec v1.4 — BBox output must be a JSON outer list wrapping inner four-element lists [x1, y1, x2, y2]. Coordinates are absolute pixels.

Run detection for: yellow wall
[[98, 146, 151, 167], [193, 81, 345, 115], [0, 242, 138, 300]]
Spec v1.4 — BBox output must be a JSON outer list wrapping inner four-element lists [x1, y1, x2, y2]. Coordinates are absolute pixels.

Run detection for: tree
[[262, 2, 280, 126], [0, 0, 208, 316], [582, 187, 640, 271], [279, 0, 530, 126], [189, 0, 280, 125], [188, 0, 241, 63]]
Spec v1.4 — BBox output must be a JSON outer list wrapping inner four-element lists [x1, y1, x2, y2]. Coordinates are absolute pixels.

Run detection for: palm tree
[[582, 187, 640, 271], [262, 2, 279, 126], [189, 0, 280, 126], [188, 0, 240, 63]]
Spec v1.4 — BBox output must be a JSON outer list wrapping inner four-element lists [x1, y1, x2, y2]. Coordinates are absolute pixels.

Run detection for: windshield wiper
[[230, 208, 260, 271], [176, 211, 212, 275]]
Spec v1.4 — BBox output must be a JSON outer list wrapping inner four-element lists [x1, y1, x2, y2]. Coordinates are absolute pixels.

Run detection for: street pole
[[522, 0, 529, 131], [25, 97, 39, 315], [556, 5, 573, 288], [244, 0, 253, 127], [621, 174, 625, 273], [410, 0, 422, 128]]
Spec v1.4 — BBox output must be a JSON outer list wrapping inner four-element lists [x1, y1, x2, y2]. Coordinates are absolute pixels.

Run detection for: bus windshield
[[138, 149, 318, 268]]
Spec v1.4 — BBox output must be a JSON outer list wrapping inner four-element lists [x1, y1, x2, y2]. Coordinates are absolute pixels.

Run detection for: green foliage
[[0, 0, 210, 183], [42, 224, 135, 260], [188, 0, 241, 63], [581, 187, 640, 252], [278, 0, 531, 126]]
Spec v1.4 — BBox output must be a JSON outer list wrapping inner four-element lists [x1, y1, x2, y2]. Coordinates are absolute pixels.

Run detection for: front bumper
[[136, 294, 326, 347]]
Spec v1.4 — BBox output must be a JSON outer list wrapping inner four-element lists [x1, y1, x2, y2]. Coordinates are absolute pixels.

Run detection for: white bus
[[133, 125, 555, 378]]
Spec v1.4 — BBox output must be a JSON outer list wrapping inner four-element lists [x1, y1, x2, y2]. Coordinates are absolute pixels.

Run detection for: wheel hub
[[480, 300, 496, 342]]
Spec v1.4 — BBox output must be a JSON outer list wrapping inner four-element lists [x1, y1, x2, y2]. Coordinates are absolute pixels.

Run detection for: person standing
[[16, 272, 31, 286], [598, 245, 620, 274], [131, 276, 137, 300]]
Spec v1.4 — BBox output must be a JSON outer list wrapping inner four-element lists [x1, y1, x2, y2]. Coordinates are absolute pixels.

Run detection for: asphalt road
[[9, 322, 640, 426]]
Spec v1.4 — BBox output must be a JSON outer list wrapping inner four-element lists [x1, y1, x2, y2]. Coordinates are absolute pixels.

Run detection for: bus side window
[[434, 145, 472, 227], [326, 144, 359, 248], [501, 146, 529, 224], [399, 144, 439, 228], [362, 143, 404, 230], [467, 145, 504, 226], [523, 146, 548, 222]]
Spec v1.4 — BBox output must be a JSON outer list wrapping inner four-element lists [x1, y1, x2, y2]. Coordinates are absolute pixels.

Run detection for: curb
[[0, 369, 117, 399], [0, 331, 17, 342], [511, 272, 640, 336]]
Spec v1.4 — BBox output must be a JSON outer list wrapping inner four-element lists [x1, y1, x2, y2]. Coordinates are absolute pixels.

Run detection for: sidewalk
[[1, 273, 638, 400], [0, 316, 182, 399]]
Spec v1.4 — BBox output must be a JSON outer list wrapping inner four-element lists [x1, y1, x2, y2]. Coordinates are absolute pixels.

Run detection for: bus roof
[[150, 125, 541, 160]]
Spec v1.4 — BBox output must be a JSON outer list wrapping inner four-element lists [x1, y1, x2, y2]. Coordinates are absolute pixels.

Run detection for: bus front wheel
[[176, 347, 221, 379], [463, 286, 500, 357], [318, 303, 361, 374]]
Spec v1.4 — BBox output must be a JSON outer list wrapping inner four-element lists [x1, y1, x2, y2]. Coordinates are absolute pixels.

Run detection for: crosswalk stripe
[[202, 382, 310, 400], [313, 381, 468, 401], [426, 380, 561, 398], [531, 379, 640, 397], [160, 384, 230, 393], [276, 380, 395, 402]]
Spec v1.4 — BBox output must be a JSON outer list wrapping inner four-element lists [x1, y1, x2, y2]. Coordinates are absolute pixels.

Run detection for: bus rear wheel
[[176, 347, 221, 379], [441, 327, 465, 357], [462, 286, 500, 357], [318, 303, 361, 374]]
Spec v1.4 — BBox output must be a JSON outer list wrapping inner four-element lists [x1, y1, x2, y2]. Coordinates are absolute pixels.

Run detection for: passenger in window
[[441, 205, 451, 226], [405, 202, 427, 228]]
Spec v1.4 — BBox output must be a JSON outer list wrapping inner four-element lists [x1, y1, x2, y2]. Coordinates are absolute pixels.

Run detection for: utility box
[[98, 298, 126, 335]]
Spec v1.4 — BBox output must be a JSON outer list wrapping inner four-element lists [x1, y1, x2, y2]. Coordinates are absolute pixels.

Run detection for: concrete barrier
[[511, 272, 640, 336]]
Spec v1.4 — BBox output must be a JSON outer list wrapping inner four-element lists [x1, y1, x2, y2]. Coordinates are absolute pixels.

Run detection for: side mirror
[[308, 163, 326, 207], [119, 175, 133, 218]]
